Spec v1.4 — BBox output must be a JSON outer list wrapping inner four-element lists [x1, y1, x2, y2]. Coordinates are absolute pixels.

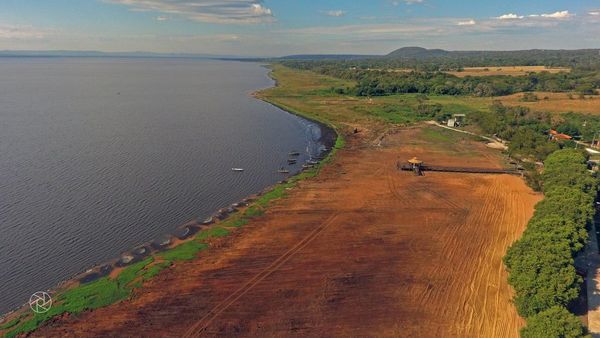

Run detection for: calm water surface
[[0, 58, 326, 314]]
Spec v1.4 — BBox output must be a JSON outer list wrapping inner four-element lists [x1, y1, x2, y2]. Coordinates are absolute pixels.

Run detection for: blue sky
[[1, 0, 599, 56]]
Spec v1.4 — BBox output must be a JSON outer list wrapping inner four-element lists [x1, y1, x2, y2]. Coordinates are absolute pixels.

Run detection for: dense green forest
[[280, 48, 600, 97], [283, 61, 600, 97]]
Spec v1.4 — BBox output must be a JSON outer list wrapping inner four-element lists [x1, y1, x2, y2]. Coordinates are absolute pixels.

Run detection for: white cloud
[[323, 10, 346, 17], [494, 10, 574, 21], [540, 10, 574, 19], [155, 16, 169, 21], [496, 13, 524, 20], [391, 0, 423, 5], [0, 24, 50, 39], [457, 19, 476, 26], [104, 0, 274, 24], [166, 33, 241, 42], [588, 11, 600, 16]]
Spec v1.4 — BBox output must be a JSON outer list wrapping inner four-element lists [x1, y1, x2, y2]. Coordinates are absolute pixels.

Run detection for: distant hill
[[385, 47, 449, 59], [278, 47, 600, 63], [278, 54, 376, 61], [380, 47, 600, 61]]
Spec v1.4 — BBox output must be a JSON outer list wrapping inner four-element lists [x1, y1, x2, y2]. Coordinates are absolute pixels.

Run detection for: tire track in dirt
[[182, 214, 339, 337]]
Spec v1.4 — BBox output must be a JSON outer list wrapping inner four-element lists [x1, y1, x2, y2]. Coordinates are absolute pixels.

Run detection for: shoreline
[[0, 64, 339, 329], [7, 64, 543, 338], [254, 64, 339, 149]]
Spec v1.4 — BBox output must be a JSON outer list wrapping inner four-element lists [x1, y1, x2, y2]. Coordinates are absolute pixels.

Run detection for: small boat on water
[[302, 164, 314, 169], [288, 151, 301, 156], [287, 159, 297, 164], [231, 168, 244, 172], [277, 167, 290, 174], [307, 160, 319, 165]]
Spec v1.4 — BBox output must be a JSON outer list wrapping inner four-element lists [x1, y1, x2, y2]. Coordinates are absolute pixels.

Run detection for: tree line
[[283, 61, 600, 98], [504, 149, 597, 337]]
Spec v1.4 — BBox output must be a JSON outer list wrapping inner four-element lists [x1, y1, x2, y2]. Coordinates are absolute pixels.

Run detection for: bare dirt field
[[497, 92, 600, 114], [32, 126, 540, 338], [446, 66, 570, 77]]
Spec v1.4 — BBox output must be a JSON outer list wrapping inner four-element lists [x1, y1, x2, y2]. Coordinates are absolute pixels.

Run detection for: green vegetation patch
[[195, 226, 230, 242], [521, 306, 591, 338], [5, 257, 154, 338], [158, 241, 208, 262], [0, 317, 21, 330]]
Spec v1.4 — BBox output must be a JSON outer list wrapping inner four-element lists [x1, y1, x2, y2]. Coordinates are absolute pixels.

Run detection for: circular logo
[[29, 292, 52, 314]]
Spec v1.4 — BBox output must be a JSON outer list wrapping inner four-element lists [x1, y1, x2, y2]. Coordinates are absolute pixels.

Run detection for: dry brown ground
[[497, 92, 600, 115], [446, 66, 570, 77], [32, 126, 540, 338]]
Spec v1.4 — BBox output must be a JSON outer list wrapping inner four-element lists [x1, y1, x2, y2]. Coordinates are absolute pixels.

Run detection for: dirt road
[[32, 127, 540, 337]]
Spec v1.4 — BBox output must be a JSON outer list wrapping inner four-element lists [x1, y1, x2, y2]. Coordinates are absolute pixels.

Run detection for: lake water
[[0, 58, 328, 315]]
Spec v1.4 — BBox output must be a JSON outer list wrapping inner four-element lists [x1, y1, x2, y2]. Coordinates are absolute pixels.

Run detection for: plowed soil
[[32, 126, 540, 337]]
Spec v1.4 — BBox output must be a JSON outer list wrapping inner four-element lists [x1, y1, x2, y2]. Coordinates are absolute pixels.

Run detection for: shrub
[[505, 231, 580, 317], [525, 215, 587, 254], [542, 149, 596, 194], [533, 187, 594, 226], [521, 306, 590, 338]]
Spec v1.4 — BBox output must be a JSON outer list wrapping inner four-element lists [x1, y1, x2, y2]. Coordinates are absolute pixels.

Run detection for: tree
[[542, 149, 597, 194], [521, 306, 590, 338], [534, 186, 595, 226], [525, 214, 588, 255], [521, 92, 539, 102], [505, 230, 581, 317]]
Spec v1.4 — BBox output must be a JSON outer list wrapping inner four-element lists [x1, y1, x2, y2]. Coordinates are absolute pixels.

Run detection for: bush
[[542, 149, 596, 194], [520, 92, 539, 102], [533, 187, 594, 226], [505, 230, 581, 317], [521, 306, 590, 338], [525, 215, 587, 254]]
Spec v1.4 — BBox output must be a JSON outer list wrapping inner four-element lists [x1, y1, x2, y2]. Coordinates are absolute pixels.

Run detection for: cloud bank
[[104, 0, 274, 24]]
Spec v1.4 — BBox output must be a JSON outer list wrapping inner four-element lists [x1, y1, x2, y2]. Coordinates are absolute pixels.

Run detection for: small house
[[549, 129, 572, 141]]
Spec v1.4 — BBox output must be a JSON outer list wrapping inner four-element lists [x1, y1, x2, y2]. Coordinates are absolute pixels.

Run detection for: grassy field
[[446, 66, 570, 77], [259, 65, 599, 126], [377, 92, 600, 116], [257, 65, 489, 129], [496, 92, 600, 114]]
